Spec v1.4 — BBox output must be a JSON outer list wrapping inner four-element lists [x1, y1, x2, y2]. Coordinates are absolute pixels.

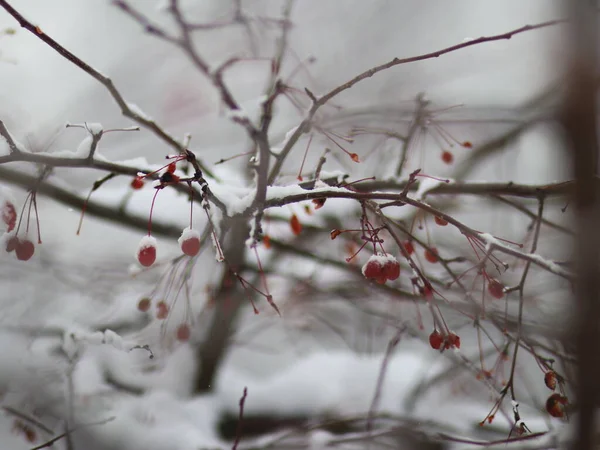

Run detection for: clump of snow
[[226, 107, 249, 121], [270, 125, 300, 154], [86, 122, 103, 134], [137, 235, 157, 252], [127, 103, 152, 121], [76, 135, 94, 157], [177, 227, 200, 246]]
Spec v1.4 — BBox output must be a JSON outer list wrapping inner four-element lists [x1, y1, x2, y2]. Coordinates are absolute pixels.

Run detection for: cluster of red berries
[[362, 253, 400, 284], [542, 370, 568, 418], [137, 297, 191, 341], [136, 228, 202, 267], [3, 195, 41, 261], [429, 329, 460, 350]]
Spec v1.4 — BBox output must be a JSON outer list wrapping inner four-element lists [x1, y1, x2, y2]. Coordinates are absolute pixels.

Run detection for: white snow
[[127, 103, 152, 121], [177, 227, 200, 246], [137, 235, 157, 252]]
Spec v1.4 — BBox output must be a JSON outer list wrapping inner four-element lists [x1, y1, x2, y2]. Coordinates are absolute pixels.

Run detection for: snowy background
[[0, 1, 574, 449]]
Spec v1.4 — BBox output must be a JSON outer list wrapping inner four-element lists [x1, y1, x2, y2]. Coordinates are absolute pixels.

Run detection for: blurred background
[[0, 1, 575, 449]]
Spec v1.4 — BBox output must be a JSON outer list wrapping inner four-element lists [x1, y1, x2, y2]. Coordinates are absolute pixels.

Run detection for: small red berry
[[290, 214, 302, 235], [447, 332, 460, 349], [546, 393, 567, 418], [544, 371, 557, 390], [131, 176, 144, 190], [441, 150, 454, 164], [137, 236, 157, 267], [176, 323, 191, 341], [362, 258, 383, 279], [403, 240, 414, 255], [487, 279, 504, 299], [15, 239, 34, 261], [156, 301, 169, 319], [5, 235, 18, 253], [330, 229, 342, 240], [167, 162, 177, 173], [424, 247, 439, 263], [137, 298, 151, 312], [178, 228, 201, 257], [262, 235, 271, 249], [312, 198, 326, 209], [350, 153, 360, 163], [2, 201, 16, 232], [382, 258, 400, 281], [434, 216, 448, 226], [462, 141, 473, 148], [429, 330, 443, 350]]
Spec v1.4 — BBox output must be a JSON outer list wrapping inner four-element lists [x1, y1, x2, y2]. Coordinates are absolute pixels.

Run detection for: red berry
[[462, 141, 473, 148], [429, 330, 443, 350], [434, 216, 448, 226], [441, 151, 454, 164], [403, 240, 414, 255], [350, 153, 360, 163], [137, 298, 151, 312], [5, 235, 18, 253], [137, 236, 157, 267], [167, 162, 177, 173], [156, 301, 169, 319], [362, 258, 383, 279], [382, 258, 400, 281], [262, 235, 271, 249], [181, 236, 201, 256], [544, 371, 557, 390], [424, 247, 439, 263], [131, 176, 144, 190], [138, 246, 156, 267], [2, 201, 16, 232], [487, 279, 504, 299], [176, 323, 191, 341], [290, 214, 302, 235], [546, 393, 567, 418], [312, 198, 326, 209], [15, 239, 34, 261], [447, 332, 460, 349]]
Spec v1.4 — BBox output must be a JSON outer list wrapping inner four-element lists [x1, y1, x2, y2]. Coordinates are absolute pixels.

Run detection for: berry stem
[[147, 188, 161, 236]]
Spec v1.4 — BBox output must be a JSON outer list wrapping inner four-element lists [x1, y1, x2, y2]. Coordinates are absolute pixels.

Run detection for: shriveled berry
[[441, 151, 454, 164], [131, 176, 144, 190], [290, 214, 302, 235], [156, 301, 169, 319], [382, 259, 400, 281], [424, 247, 439, 263], [176, 323, 191, 341], [487, 279, 504, 299], [546, 393, 567, 418], [447, 332, 460, 349], [5, 235, 18, 253], [15, 240, 34, 261], [137, 298, 151, 312], [404, 240, 414, 255], [312, 198, 326, 209], [429, 330, 443, 350], [544, 371, 557, 390], [350, 153, 360, 163], [434, 216, 448, 226], [2, 201, 16, 232]]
